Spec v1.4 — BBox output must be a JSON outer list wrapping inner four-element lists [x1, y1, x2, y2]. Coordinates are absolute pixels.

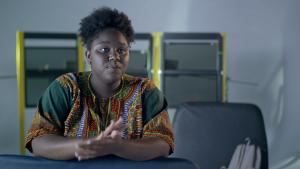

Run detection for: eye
[[117, 47, 128, 55], [97, 47, 110, 54]]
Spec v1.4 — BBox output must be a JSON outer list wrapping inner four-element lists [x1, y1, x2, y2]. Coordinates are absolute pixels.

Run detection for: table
[[0, 154, 199, 169]]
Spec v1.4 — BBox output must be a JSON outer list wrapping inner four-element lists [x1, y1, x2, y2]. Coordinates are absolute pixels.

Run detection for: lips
[[107, 65, 120, 69], [106, 64, 121, 72], [106, 62, 121, 70]]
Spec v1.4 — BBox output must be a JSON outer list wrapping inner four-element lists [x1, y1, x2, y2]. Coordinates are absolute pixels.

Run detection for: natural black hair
[[79, 7, 134, 50]]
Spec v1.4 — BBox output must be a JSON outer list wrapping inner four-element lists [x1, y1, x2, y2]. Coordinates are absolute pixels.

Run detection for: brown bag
[[221, 138, 262, 169]]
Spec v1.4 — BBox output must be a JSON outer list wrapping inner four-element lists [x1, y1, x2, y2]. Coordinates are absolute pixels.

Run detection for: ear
[[85, 50, 92, 65]]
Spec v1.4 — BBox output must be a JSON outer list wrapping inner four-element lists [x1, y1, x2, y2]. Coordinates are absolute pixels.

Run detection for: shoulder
[[55, 72, 89, 88], [123, 74, 158, 92], [122, 75, 165, 104]]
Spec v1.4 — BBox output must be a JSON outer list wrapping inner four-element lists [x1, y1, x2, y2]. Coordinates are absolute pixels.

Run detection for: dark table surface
[[0, 154, 199, 169]]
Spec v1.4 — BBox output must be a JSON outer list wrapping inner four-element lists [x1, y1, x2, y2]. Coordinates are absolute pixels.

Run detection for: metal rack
[[16, 31, 84, 154], [160, 33, 227, 107]]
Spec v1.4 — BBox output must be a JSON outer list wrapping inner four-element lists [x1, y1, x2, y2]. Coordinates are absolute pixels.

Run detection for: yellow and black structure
[[126, 33, 153, 79], [16, 31, 226, 154], [16, 31, 84, 154], [159, 32, 227, 106]]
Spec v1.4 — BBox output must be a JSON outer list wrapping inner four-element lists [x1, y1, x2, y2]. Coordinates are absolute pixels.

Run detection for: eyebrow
[[97, 41, 127, 46]]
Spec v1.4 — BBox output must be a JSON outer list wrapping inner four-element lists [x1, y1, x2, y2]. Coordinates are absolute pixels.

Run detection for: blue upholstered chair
[[171, 102, 268, 169]]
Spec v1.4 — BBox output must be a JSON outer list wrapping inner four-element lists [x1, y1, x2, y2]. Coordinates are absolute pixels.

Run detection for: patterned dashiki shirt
[[25, 72, 174, 153]]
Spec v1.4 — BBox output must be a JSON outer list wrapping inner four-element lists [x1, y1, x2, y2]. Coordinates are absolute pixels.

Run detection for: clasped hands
[[74, 118, 126, 161]]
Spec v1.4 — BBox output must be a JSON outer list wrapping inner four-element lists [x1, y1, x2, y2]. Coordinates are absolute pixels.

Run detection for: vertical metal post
[[77, 35, 85, 72], [221, 32, 227, 102], [152, 32, 162, 89], [16, 31, 26, 155]]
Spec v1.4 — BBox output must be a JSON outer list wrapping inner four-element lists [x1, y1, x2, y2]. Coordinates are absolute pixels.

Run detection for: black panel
[[165, 75, 218, 107], [25, 47, 77, 107], [161, 33, 223, 106]]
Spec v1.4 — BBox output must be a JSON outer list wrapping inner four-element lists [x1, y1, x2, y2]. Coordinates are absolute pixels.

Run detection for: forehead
[[92, 28, 128, 46]]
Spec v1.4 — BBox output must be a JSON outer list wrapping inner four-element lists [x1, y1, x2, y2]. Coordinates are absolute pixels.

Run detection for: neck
[[90, 74, 122, 98]]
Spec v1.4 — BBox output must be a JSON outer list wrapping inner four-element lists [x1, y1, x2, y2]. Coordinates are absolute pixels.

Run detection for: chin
[[105, 74, 122, 84]]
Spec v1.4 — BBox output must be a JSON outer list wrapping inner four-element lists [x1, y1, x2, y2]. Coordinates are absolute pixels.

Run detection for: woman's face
[[86, 28, 129, 84]]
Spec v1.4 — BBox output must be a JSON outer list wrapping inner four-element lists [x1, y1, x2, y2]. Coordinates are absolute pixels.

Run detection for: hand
[[100, 117, 125, 139], [74, 118, 126, 161]]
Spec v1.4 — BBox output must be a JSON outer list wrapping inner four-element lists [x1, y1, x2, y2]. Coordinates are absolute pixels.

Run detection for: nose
[[108, 48, 120, 61]]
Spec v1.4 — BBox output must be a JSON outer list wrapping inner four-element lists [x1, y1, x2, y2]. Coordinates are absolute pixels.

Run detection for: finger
[[103, 120, 116, 136], [114, 118, 124, 130], [96, 132, 104, 140], [77, 139, 104, 150], [75, 151, 86, 161], [78, 141, 101, 150], [115, 117, 122, 125], [110, 130, 122, 139], [77, 154, 97, 161], [75, 149, 98, 161], [76, 153, 97, 161], [111, 117, 127, 132], [77, 139, 92, 147], [76, 143, 100, 155]]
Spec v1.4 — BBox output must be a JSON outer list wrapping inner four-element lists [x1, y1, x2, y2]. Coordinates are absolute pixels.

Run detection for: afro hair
[[79, 7, 134, 50]]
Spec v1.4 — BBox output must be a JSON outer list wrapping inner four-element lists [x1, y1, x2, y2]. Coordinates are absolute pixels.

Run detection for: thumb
[[110, 130, 122, 139]]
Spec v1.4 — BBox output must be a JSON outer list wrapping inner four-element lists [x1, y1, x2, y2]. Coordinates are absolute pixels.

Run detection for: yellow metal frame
[[77, 36, 85, 72], [16, 31, 225, 154], [17, 32, 86, 154], [221, 32, 227, 102], [16, 31, 26, 155], [151, 32, 162, 89]]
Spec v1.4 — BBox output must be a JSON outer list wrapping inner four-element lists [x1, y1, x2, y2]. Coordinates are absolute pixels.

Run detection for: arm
[[25, 74, 76, 159], [106, 80, 174, 160], [114, 137, 170, 161], [75, 135, 170, 161], [31, 118, 126, 160], [32, 134, 113, 160], [31, 135, 80, 160], [76, 118, 170, 161]]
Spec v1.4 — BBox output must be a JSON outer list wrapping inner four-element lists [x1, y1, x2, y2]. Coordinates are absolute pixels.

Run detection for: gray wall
[[0, 0, 298, 168], [270, 0, 300, 166]]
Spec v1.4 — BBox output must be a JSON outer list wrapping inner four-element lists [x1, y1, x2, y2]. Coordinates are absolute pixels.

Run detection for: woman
[[25, 7, 174, 161]]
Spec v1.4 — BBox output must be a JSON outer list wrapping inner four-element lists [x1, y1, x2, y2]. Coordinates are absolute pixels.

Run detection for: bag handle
[[221, 137, 262, 169]]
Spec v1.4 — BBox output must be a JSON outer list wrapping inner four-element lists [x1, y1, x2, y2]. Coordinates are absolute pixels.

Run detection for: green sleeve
[[142, 86, 168, 124], [25, 77, 73, 152], [38, 79, 73, 129], [141, 81, 174, 153]]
